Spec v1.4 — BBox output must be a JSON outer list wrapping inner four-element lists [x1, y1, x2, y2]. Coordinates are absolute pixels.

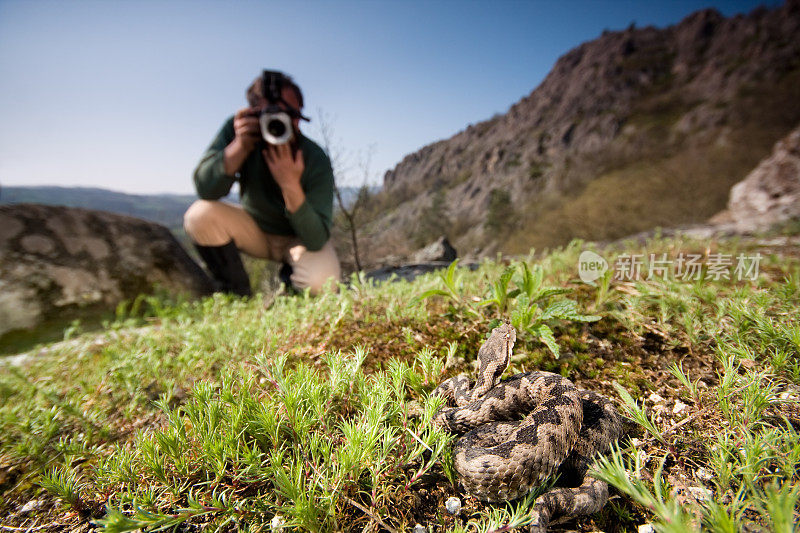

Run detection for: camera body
[[256, 70, 308, 146]]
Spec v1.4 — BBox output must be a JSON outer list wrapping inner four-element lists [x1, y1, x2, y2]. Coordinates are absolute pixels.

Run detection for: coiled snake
[[432, 324, 621, 531]]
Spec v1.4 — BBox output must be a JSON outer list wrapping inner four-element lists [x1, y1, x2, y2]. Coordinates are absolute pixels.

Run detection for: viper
[[432, 324, 622, 531]]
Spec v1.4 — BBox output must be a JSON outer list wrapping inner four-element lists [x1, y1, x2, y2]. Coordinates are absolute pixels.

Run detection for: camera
[[259, 110, 293, 145], [257, 70, 310, 146]]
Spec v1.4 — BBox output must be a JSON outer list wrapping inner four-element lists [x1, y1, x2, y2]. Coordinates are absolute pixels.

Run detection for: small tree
[[316, 111, 373, 272], [485, 188, 514, 234], [414, 189, 451, 248]]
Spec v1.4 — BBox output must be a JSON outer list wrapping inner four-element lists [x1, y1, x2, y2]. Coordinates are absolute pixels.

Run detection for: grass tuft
[[1, 233, 798, 531]]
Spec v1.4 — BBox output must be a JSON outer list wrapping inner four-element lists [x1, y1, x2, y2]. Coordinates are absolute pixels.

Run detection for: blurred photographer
[[184, 70, 340, 296]]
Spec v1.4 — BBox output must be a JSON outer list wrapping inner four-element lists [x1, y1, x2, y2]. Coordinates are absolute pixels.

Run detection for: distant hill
[[0, 185, 374, 245], [0, 186, 202, 236], [358, 1, 800, 262]]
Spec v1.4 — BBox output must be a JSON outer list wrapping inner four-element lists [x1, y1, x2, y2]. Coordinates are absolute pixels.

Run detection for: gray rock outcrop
[[724, 125, 800, 232], [0, 204, 212, 337], [410, 236, 458, 264]]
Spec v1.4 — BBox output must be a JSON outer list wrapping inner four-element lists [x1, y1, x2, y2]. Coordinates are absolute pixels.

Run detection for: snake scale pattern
[[432, 324, 622, 531]]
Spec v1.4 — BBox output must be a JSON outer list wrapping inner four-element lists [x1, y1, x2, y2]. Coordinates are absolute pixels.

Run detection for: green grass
[[1, 234, 799, 531]]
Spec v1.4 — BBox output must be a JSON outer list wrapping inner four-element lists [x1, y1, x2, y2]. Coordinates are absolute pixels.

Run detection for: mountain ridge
[[0, 185, 198, 231], [356, 0, 800, 263]]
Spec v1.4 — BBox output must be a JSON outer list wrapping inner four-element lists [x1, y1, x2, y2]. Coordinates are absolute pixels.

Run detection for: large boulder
[[0, 204, 212, 337], [410, 236, 458, 264], [723, 125, 800, 232]]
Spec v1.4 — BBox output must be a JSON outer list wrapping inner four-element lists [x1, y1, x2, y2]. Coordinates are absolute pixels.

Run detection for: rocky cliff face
[[360, 0, 800, 262], [720, 125, 800, 232], [0, 204, 212, 338]]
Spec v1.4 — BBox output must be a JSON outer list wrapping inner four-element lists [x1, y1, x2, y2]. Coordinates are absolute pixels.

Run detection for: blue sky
[[0, 0, 773, 194]]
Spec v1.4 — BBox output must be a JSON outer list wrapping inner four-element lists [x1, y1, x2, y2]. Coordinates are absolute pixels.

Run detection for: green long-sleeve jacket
[[193, 116, 334, 251]]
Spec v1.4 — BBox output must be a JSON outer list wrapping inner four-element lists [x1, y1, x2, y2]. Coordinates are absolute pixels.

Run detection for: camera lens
[[267, 120, 286, 137], [260, 112, 293, 145]]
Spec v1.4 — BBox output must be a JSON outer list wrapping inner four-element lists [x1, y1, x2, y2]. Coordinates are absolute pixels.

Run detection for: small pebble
[[271, 515, 285, 531], [445, 496, 462, 515], [647, 392, 665, 404], [414, 524, 427, 533], [673, 400, 688, 414], [19, 500, 45, 515], [688, 486, 713, 501], [695, 467, 713, 482], [638, 524, 655, 533]]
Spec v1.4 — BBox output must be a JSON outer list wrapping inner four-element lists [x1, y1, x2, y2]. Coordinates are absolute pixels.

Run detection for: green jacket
[[193, 116, 334, 251]]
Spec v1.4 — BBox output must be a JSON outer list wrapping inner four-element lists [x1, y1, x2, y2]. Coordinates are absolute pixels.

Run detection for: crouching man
[[184, 70, 340, 296]]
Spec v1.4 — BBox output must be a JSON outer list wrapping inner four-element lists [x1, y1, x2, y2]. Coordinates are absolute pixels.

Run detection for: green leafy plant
[[416, 260, 600, 358], [479, 264, 519, 314], [496, 262, 600, 358], [412, 259, 480, 317]]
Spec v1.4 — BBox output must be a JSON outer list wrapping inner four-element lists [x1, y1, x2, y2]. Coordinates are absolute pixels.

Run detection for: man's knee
[[304, 264, 341, 295], [290, 243, 341, 295], [184, 200, 222, 242]]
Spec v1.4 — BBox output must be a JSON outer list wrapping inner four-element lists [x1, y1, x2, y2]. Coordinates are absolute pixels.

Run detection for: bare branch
[[316, 109, 367, 272]]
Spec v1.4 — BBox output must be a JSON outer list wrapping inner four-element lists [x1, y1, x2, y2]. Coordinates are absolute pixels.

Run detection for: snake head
[[473, 324, 517, 398]]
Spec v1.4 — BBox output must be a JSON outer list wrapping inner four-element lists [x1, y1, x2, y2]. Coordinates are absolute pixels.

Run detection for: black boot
[[194, 241, 252, 297], [278, 262, 296, 294]]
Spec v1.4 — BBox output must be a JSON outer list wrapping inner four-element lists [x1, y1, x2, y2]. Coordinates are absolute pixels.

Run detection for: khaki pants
[[184, 200, 340, 294]]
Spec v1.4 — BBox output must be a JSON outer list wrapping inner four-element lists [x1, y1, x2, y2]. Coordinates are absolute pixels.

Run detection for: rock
[[673, 400, 688, 414], [647, 392, 665, 404], [270, 515, 285, 531], [695, 467, 714, 482], [688, 486, 713, 501], [445, 496, 462, 515], [365, 261, 478, 284], [725, 125, 800, 232], [0, 204, 212, 337], [19, 499, 45, 515], [638, 524, 655, 533], [410, 236, 457, 264]]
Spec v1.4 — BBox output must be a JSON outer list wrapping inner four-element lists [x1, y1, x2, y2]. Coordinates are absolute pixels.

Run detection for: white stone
[[647, 392, 665, 404], [19, 499, 45, 514], [695, 467, 714, 482], [638, 524, 655, 533], [673, 400, 688, 414], [445, 496, 462, 515], [688, 486, 713, 501], [271, 515, 285, 531], [414, 524, 427, 533]]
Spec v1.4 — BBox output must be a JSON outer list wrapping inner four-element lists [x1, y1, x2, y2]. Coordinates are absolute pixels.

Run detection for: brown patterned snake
[[432, 324, 622, 531]]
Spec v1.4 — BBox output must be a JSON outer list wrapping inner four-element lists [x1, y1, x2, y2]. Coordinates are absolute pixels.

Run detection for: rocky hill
[[358, 0, 800, 263], [0, 186, 199, 231]]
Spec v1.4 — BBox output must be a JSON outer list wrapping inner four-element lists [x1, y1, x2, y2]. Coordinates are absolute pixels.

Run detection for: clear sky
[[0, 0, 773, 194]]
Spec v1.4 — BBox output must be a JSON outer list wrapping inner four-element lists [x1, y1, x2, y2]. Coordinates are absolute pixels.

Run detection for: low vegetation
[[1, 234, 798, 531]]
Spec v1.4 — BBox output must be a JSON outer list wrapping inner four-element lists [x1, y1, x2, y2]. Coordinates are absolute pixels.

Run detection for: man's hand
[[224, 107, 262, 176], [232, 107, 262, 152], [265, 144, 306, 213]]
